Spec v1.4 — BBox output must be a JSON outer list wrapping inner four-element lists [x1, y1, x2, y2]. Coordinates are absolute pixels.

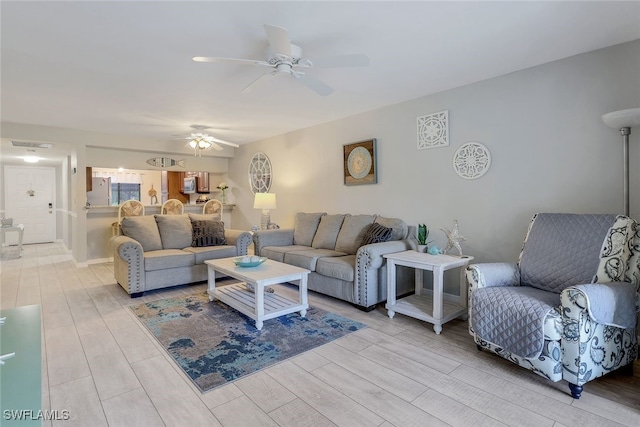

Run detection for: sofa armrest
[[224, 229, 252, 256], [466, 263, 520, 291], [356, 240, 412, 269], [109, 235, 145, 295], [560, 282, 639, 386], [561, 282, 638, 329], [353, 240, 412, 307], [252, 229, 295, 256]]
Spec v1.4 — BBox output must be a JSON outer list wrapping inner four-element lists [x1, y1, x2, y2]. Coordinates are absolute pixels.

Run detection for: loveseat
[[252, 212, 414, 310], [110, 214, 252, 297]]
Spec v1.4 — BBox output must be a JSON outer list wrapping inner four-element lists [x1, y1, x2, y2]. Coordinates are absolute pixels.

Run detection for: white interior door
[[4, 165, 56, 244]]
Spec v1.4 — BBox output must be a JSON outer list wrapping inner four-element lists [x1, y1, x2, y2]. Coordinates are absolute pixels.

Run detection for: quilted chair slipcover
[[467, 213, 639, 399]]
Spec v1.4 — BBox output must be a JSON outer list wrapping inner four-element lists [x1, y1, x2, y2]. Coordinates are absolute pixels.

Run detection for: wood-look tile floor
[[1, 243, 638, 427]]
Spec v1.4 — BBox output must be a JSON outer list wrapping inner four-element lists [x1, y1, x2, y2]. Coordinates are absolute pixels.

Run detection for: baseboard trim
[[87, 257, 113, 265]]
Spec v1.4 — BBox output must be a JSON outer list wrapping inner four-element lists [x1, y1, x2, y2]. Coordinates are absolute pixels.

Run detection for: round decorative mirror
[[248, 152, 272, 193]]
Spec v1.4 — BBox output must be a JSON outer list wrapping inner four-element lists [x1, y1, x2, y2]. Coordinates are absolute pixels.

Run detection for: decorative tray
[[233, 256, 267, 268]]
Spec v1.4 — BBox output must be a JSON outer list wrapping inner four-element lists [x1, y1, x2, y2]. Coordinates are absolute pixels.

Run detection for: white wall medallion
[[453, 142, 491, 180], [417, 110, 449, 149], [248, 152, 272, 194]]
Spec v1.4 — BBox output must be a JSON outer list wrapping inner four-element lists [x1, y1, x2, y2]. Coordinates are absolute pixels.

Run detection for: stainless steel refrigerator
[[87, 177, 112, 206]]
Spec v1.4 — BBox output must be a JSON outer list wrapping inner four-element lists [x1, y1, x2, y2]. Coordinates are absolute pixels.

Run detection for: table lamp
[[254, 193, 276, 230], [602, 107, 640, 216]]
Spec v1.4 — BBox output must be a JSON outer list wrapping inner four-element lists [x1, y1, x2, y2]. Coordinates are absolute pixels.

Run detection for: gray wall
[[228, 41, 640, 277]]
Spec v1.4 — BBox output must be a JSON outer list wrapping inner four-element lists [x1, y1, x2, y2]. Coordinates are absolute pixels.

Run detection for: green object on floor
[[0, 305, 42, 426]]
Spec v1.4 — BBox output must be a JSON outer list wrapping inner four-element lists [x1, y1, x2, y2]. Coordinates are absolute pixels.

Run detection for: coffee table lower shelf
[[207, 283, 307, 330]]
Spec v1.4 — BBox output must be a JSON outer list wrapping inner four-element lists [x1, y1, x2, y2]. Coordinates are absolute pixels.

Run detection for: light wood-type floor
[[1, 243, 638, 427]]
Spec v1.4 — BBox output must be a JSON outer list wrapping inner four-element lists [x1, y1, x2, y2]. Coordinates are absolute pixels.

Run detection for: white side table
[[384, 251, 473, 334], [0, 224, 24, 256]]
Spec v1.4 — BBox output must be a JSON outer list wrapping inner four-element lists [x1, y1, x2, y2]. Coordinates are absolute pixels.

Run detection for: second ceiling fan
[[193, 24, 369, 96]]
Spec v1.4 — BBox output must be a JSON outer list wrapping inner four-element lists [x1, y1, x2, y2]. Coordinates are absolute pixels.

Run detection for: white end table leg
[[207, 266, 217, 301], [432, 266, 444, 334], [386, 259, 397, 318]]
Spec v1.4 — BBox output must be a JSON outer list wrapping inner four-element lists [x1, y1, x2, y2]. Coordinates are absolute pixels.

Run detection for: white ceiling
[[1, 1, 639, 163]]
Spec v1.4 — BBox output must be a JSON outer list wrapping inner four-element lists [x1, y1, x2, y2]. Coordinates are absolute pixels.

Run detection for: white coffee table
[[384, 251, 473, 334], [205, 258, 310, 330]]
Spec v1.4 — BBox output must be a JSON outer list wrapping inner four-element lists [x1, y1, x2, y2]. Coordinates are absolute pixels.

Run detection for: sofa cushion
[[284, 248, 347, 271], [361, 223, 392, 246], [312, 214, 346, 250], [191, 219, 226, 247], [293, 212, 326, 246], [144, 249, 195, 271], [154, 215, 193, 249], [374, 216, 408, 241], [121, 216, 162, 251], [261, 245, 311, 263], [335, 214, 376, 254], [183, 245, 237, 264], [188, 213, 222, 222], [316, 255, 356, 282]]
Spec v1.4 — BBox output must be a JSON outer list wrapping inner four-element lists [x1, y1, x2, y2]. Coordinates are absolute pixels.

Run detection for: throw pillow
[[120, 216, 162, 251], [191, 219, 226, 247], [361, 223, 392, 246], [312, 214, 346, 250], [154, 215, 192, 249]]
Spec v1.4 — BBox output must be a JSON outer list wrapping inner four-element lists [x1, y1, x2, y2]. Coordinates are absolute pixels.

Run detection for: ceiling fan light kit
[[193, 24, 369, 96], [180, 125, 239, 156]]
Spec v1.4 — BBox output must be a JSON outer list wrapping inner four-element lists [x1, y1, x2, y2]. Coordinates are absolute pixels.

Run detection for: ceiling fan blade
[[294, 74, 334, 96], [264, 24, 291, 57], [192, 56, 270, 67], [242, 71, 278, 93], [209, 142, 224, 151], [310, 54, 370, 68], [208, 136, 239, 148]]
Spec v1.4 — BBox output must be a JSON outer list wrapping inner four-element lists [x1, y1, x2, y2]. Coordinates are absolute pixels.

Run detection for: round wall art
[[452, 142, 491, 180], [248, 152, 272, 193]]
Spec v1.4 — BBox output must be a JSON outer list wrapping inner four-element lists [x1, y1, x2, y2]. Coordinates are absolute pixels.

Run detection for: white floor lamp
[[602, 108, 640, 216]]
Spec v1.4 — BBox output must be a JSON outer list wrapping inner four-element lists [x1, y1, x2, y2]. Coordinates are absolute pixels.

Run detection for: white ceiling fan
[[193, 24, 369, 96], [176, 125, 239, 156]]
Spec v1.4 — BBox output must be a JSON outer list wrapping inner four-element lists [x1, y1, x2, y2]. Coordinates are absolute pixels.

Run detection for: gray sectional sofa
[[253, 212, 414, 310], [110, 214, 252, 297]]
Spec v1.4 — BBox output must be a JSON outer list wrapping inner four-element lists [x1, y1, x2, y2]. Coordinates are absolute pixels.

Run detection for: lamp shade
[[253, 193, 276, 210], [602, 108, 640, 129]]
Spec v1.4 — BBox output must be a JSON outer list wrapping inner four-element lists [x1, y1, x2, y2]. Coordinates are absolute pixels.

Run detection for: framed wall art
[[343, 139, 377, 186], [417, 110, 449, 149]]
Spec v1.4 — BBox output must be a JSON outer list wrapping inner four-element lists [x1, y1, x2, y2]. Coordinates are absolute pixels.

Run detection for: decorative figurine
[[441, 220, 466, 256], [148, 185, 158, 205], [428, 245, 443, 255]]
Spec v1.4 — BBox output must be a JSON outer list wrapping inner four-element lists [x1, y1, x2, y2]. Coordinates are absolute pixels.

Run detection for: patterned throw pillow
[[360, 223, 392, 246], [191, 219, 226, 247]]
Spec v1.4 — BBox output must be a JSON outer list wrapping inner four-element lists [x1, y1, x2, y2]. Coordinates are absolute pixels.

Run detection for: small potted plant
[[416, 224, 431, 252]]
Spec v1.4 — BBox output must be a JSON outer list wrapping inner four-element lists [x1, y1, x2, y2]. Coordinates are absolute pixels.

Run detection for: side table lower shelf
[[386, 294, 466, 327]]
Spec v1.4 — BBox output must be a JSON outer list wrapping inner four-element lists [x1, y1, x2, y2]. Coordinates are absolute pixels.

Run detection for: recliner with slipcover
[[467, 213, 639, 398]]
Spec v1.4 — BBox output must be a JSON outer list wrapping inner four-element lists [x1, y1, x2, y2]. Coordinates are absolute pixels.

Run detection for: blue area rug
[[131, 291, 366, 392]]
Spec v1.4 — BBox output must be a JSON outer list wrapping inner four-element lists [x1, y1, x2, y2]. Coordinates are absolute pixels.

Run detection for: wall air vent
[[11, 141, 53, 149]]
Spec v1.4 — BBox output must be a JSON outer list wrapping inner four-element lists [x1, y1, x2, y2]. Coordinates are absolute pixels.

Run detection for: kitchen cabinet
[[86, 167, 93, 192], [167, 172, 188, 203], [180, 172, 210, 193]]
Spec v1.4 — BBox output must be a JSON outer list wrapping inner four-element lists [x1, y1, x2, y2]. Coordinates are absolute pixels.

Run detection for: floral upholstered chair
[[467, 213, 639, 399], [202, 199, 223, 220], [161, 199, 184, 215]]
